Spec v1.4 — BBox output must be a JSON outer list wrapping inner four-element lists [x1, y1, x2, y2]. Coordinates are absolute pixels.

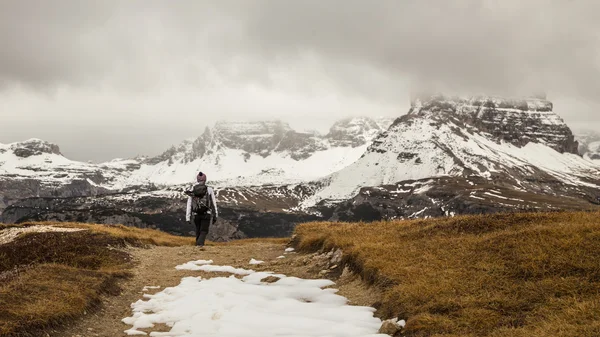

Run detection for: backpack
[[190, 184, 211, 214]]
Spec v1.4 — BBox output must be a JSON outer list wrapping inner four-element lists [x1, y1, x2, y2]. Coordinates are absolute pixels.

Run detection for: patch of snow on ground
[[120, 145, 369, 187], [284, 247, 295, 252], [483, 192, 509, 200], [469, 195, 486, 200], [0, 225, 86, 245], [249, 258, 264, 265], [413, 184, 432, 194], [122, 261, 388, 336], [174, 260, 214, 270], [178, 263, 255, 275], [142, 286, 161, 292], [409, 208, 428, 218]]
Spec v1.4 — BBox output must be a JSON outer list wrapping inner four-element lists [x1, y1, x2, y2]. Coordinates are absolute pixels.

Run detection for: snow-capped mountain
[[3, 98, 600, 239], [0, 117, 393, 190], [0, 138, 138, 186], [303, 94, 600, 218], [574, 129, 600, 161], [0, 116, 393, 239], [121, 117, 394, 187]]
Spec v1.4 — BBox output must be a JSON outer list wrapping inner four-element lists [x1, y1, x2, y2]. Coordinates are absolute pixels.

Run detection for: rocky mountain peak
[[144, 117, 396, 166], [326, 116, 393, 147], [213, 120, 292, 136], [407, 94, 578, 154], [212, 120, 297, 157], [1, 138, 62, 158]]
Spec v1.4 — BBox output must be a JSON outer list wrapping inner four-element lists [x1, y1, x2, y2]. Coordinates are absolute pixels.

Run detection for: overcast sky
[[1, 0, 599, 162]]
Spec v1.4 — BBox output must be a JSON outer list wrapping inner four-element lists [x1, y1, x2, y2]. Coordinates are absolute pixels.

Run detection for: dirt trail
[[52, 242, 381, 337]]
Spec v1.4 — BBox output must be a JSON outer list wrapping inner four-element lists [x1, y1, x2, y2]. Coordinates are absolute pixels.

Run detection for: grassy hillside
[[0, 221, 194, 336], [293, 211, 600, 337]]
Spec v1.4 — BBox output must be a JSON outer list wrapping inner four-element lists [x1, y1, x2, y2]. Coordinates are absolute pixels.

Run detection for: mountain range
[[2, 95, 599, 241], [0, 116, 394, 239]]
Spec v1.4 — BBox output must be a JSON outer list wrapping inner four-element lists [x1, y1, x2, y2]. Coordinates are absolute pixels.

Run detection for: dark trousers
[[193, 213, 211, 246]]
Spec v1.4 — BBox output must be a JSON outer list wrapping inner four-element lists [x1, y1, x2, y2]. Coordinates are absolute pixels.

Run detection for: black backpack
[[190, 184, 211, 214]]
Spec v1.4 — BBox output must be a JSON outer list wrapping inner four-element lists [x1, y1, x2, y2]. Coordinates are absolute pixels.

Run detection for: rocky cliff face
[[408, 94, 579, 154], [302, 94, 600, 216]]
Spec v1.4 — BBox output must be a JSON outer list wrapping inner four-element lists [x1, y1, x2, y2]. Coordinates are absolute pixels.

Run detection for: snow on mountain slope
[[574, 129, 600, 161], [0, 117, 394, 192], [123, 145, 369, 187], [117, 117, 393, 187], [303, 95, 600, 206], [326, 117, 391, 147], [0, 139, 100, 182]]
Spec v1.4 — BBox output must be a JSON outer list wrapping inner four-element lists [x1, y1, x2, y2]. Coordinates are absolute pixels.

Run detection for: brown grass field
[[293, 211, 600, 337], [3, 212, 600, 337], [0, 221, 293, 336], [0, 221, 196, 336]]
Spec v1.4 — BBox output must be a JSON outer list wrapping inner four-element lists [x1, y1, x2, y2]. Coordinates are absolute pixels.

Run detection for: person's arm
[[209, 187, 218, 219], [185, 184, 193, 222], [186, 196, 192, 222]]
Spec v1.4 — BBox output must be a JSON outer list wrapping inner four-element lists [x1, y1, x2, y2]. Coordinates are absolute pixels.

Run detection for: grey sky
[[1, 0, 599, 162]]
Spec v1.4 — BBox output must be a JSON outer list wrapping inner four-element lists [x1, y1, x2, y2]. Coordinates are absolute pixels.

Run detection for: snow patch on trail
[[176, 262, 255, 275], [123, 261, 388, 336], [0, 225, 86, 245], [142, 286, 161, 292], [174, 260, 214, 270]]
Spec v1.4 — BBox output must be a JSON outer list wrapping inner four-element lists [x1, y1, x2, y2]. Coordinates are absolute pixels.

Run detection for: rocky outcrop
[[6, 139, 62, 158], [408, 94, 579, 154], [0, 178, 111, 215], [315, 176, 600, 222]]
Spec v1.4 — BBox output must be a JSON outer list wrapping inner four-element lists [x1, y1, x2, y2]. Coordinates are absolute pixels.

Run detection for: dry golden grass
[[293, 211, 600, 337], [14, 221, 195, 246], [0, 222, 196, 336], [0, 223, 26, 230], [11, 221, 288, 247], [217, 237, 290, 245], [0, 264, 122, 336]]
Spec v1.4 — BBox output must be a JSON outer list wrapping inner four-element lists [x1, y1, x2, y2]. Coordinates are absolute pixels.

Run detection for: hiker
[[185, 172, 218, 247]]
